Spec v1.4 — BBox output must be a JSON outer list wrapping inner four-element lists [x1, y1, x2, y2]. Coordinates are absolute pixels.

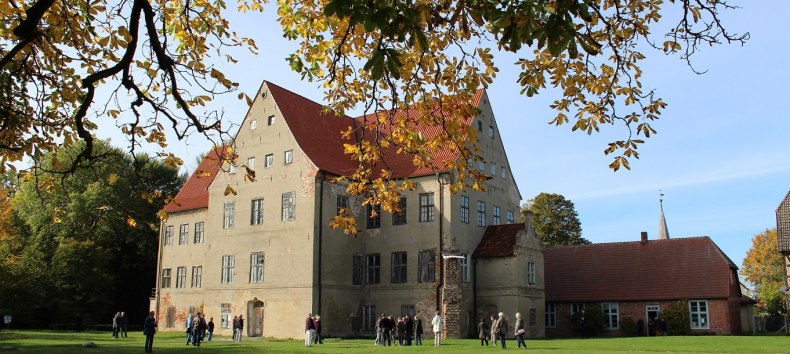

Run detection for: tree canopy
[[1, 0, 746, 232], [0, 141, 183, 328], [523, 192, 589, 247], [741, 229, 785, 316]]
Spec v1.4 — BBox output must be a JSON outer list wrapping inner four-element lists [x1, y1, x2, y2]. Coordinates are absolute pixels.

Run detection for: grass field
[[2, 330, 790, 353]]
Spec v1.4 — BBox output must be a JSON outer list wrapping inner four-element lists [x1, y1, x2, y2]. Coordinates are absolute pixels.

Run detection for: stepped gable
[[164, 147, 225, 213], [473, 223, 527, 258], [544, 236, 738, 302]]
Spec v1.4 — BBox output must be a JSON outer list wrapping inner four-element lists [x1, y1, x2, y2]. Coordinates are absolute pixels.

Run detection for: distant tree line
[[0, 141, 183, 329]]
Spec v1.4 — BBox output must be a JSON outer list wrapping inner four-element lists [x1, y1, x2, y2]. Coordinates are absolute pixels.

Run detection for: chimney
[[640, 231, 648, 244]]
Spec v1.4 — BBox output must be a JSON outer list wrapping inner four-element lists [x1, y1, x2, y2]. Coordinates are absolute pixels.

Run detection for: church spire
[[658, 190, 670, 240]]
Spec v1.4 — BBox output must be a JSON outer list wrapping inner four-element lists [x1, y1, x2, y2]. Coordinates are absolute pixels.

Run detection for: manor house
[[153, 81, 545, 339]]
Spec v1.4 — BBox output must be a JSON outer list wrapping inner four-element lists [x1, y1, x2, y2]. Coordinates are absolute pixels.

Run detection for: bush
[[620, 316, 638, 336], [570, 304, 606, 337], [662, 300, 690, 335]]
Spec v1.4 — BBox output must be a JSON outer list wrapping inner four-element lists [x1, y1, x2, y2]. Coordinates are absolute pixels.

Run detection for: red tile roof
[[544, 237, 738, 302], [164, 147, 225, 213], [267, 81, 484, 179], [473, 223, 526, 257]]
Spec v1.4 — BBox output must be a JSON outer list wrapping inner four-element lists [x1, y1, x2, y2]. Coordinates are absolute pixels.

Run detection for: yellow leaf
[[127, 216, 137, 228], [107, 173, 118, 185]]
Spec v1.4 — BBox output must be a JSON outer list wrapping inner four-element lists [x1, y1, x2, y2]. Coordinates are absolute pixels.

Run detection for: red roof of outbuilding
[[473, 223, 526, 257], [164, 147, 225, 213], [543, 237, 738, 302]]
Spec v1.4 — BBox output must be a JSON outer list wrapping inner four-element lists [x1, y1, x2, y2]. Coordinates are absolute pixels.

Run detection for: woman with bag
[[515, 312, 527, 349]]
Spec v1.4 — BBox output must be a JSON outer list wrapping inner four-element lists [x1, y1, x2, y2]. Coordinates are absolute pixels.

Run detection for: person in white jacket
[[431, 311, 443, 347]]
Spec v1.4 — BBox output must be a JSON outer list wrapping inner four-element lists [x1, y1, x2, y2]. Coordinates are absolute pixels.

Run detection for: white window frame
[[164, 225, 173, 246], [221, 255, 235, 284], [193, 222, 204, 243], [161, 268, 172, 288], [281, 192, 295, 221], [267, 115, 275, 125], [545, 303, 556, 328], [250, 252, 265, 283], [175, 266, 186, 288], [265, 153, 273, 168], [602, 302, 619, 329], [527, 261, 536, 285], [284, 150, 293, 164], [223, 202, 235, 229], [220, 303, 232, 328], [178, 224, 188, 245], [247, 157, 255, 171], [229, 163, 237, 174], [191, 266, 202, 288], [250, 119, 257, 130], [689, 300, 710, 329], [460, 253, 471, 282], [251, 198, 264, 225]]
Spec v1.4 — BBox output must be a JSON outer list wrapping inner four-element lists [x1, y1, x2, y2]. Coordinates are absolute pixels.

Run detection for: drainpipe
[[436, 173, 445, 312], [155, 219, 164, 317], [317, 172, 326, 315], [473, 256, 478, 325]]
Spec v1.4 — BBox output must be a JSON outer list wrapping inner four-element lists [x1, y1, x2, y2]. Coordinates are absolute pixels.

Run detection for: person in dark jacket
[[414, 315, 423, 346], [404, 315, 414, 346], [478, 317, 489, 346], [143, 311, 157, 353], [313, 315, 323, 344], [207, 317, 215, 341], [120, 312, 128, 338]]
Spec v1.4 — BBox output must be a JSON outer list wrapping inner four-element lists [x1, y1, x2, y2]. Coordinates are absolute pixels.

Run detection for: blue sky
[[103, 0, 789, 276]]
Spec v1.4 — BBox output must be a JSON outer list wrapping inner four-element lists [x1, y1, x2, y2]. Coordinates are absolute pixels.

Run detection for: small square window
[[501, 166, 507, 179], [247, 157, 255, 170], [229, 164, 237, 174], [284, 150, 293, 164], [488, 125, 494, 138], [265, 154, 273, 168], [250, 119, 257, 130], [267, 115, 275, 125]]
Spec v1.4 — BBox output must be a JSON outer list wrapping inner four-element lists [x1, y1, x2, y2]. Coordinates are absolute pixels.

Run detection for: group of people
[[304, 313, 322, 346], [231, 315, 245, 342], [185, 312, 214, 346], [374, 312, 426, 347], [111, 311, 128, 338], [478, 312, 527, 349]]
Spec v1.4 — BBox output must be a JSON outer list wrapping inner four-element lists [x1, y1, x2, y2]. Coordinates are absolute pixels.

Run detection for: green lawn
[[2, 330, 790, 353]]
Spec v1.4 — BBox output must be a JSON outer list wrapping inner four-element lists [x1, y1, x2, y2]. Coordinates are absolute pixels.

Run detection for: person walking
[[414, 315, 423, 346], [185, 313, 194, 345], [478, 317, 489, 346], [207, 317, 215, 341], [143, 311, 157, 353], [313, 315, 323, 344], [120, 312, 128, 338], [431, 311, 442, 347], [375, 313, 385, 346], [515, 312, 527, 348], [236, 315, 244, 342], [112, 312, 121, 338], [405, 315, 414, 346], [495, 312, 508, 349], [490, 315, 498, 347], [232, 316, 238, 342], [305, 313, 315, 346]]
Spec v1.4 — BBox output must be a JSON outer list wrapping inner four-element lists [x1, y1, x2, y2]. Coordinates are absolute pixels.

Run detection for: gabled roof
[[544, 236, 738, 302], [267, 81, 485, 179], [473, 223, 526, 258], [164, 147, 225, 213], [777, 189, 790, 251]]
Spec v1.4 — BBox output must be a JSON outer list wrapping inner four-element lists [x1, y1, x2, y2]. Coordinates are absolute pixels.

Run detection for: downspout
[[473, 256, 478, 325], [436, 173, 445, 312], [317, 172, 326, 315], [155, 219, 164, 317]]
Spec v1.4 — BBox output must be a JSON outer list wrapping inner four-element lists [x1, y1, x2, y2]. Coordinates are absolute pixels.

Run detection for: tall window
[[602, 302, 619, 329], [488, 125, 494, 138], [352, 254, 363, 285], [392, 197, 407, 225], [419, 193, 435, 222], [336, 195, 349, 216], [284, 150, 293, 164], [460, 195, 470, 224], [176, 266, 186, 288], [506, 210, 514, 224], [251, 198, 264, 225], [689, 300, 709, 329], [527, 261, 536, 285], [179, 224, 188, 245], [477, 201, 487, 227], [281, 192, 295, 221], [247, 157, 255, 170], [250, 252, 265, 283], [221, 255, 235, 284], [220, 304, 232, 328], [265, 153, 273, 168], [501, 166, 507, 179], [250, 119, 257, 130], [401, 305, 416, 317], [545, 303, 556, 328], [267, 114, 275, 125], [193, 222, 204, 243], [161, 268, 172, 288], [570, 303, 584, 316], [191, 266, 202, 288], [460, 253, 471, 282], [365, 254, 380, 284], [223, 202, 235, 229], [164, 225, 173, 246], [490, 162, 496, 175], [477, 120, 483, 131], [366, 204, 381, 229], [418, 249, 435, 283], [362, 305, 376, 331], [391, 252, 407, 283], [493, 206, 501, 225], [478, 161, 485, 171]]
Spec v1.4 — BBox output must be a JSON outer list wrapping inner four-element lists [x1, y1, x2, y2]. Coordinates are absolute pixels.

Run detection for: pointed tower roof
[[658, 190, 670, 240]]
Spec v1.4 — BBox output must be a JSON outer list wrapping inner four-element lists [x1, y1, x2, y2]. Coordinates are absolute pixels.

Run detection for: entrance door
[[247, 300, 264, 337], [646, 305, 660, 336]]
